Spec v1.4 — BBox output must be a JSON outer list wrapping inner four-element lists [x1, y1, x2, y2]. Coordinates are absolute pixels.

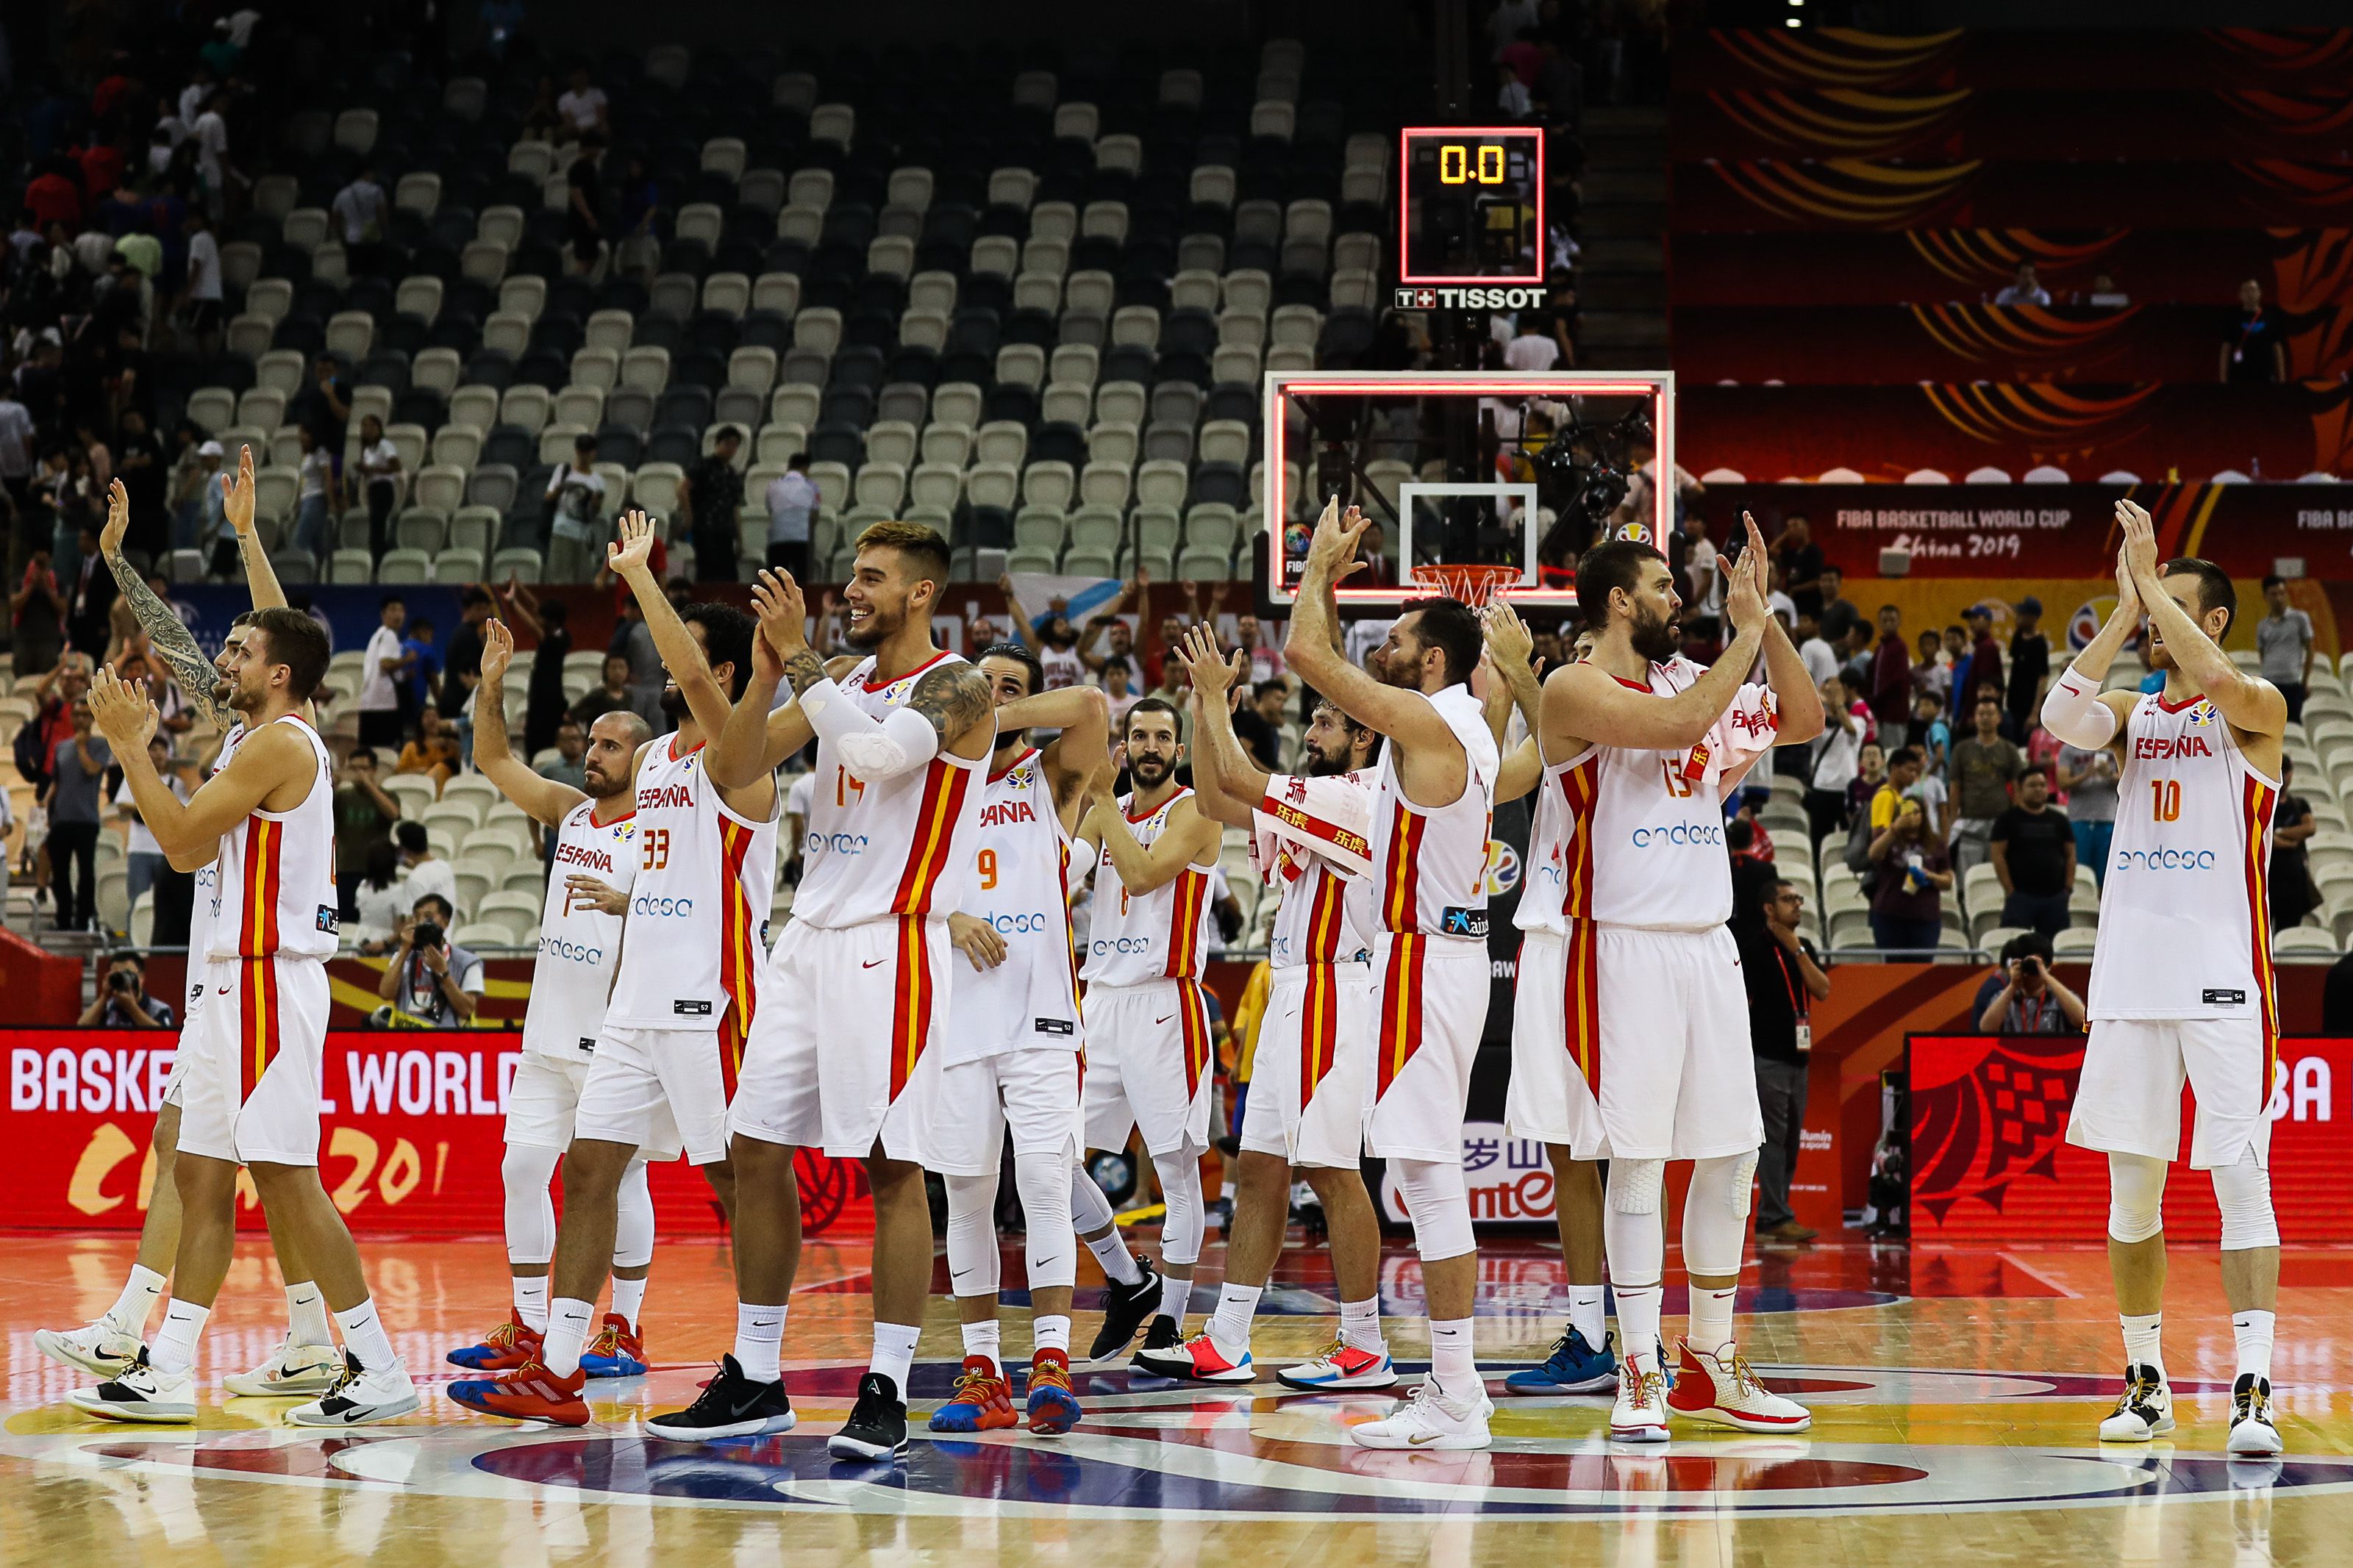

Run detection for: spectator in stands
[[569, 651, 640, 727], [292, 423, 336, 559], [168, 437, 221, 551], [43, 696, 110, 931], [557, 66, 610, 135], [115, 731, 186, 910], [763, 451, 817, 577], [1771, 515, 1825, 621], [1814, 564, 1856, 645], [1913, 627, 1949, 709], [377, 892, 483, 1025], [306, 356, 351, 454], [397, 707, 461, 790], [401, 613, 440, 728], [1993, 262, 2050, 307], [1965, 606, 2005, 717], [1806, 676, 1863, 847], [1100, 655, 1140, 726], [2007, 596, 2049, 737], [1503, 309, 1557, 369], [493, 581, 572, 754], [538, 720, 588, 791], [544, 433, 606, 581], [1974, 932, 2085, 1034], [1870, 740, 1946, 836], [1867, 794, 1951, 955], [2270, 755, 2321, 935], [1950, 690, 2021, 875], [1990, 768, 2074, 938], [1496, 61, 1533, 120], [357, 595, 407, 749], [1869, 604, 1911, 749], [1232, 612, 1287, 687], [2055, 732, 2119, 887], [11, 547, 64, 678], [79, 951, 175, 1028], [1792, 610, 1835, 690], [1356, 520, 1398, 585], [1681, 515, 1719, 634], [348, 841, 407, 953], [1738, 874, 1829, 1243], [2222, 278, 2287, 385], [1232, 679, 1288, 771], [356, 413, 401, 557], [610, 595, 665, 726], [332, 163, 388, 255], [565, 133, 607, 276], [2257, 575, 2314, 723], [681, 426, 746, 585], [2086, 273, 2130, 309], [334, 748, 401, 920], [394, 820, 458, 915]]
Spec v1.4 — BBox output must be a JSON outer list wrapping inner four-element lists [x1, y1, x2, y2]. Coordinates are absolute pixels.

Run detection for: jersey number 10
[[2150, 778, 2182, 822]]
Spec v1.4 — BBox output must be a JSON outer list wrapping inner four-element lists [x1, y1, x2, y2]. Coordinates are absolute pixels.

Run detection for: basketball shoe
[[68, 1348, 196, 1423], [1276, 1339, 1399, 1392], [1347, 1379, 1493, 1450], [1610, 1356, 1671, 1442], [2227, 1375, 2282, 1457], [1504, 1325, 1618, 1395], [580, 1314, 648, 1378], [645, 1354, 795, 1440], [447, 1358, 591, 1428], [928, 1356, 1018, 1433], [1665, 1339, 1812, 1433], [35, 1317, 146, 1379], [1077, 1254, 1162, 1368], [1026, 1350, 1082, 1435], [287, 1351, 423, 1426], [1132, 1331, 1256, 1383], [829, 1371, 909, 1461], [446, 1315, 543, 1371], [2097, 1364, 2174, 1441], [224, 1334, 346, 1397], [1127, 1313, 1184, 1375]]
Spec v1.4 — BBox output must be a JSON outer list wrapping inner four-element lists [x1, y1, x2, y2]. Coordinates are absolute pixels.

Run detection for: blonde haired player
[[2038, 500, 2286, 1458], [1541, 518, 1824, 1443]]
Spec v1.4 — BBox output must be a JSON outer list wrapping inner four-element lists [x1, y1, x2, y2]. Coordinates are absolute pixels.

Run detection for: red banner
[[1676, 159, 2353, 234], [1672, 88, 2353, 162], [2, 1028, 872, 1236], [1911, 1034, 2353, 1243]]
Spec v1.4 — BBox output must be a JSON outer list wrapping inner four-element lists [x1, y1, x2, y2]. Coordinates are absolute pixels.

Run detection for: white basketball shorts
[[176, 955, 332, 1167], [928, 1047, 1085, 1178], [1503, 925, 1607, 1154], [1364, 934, 1491, 1164], [571, 1026, 713, 1164], [1239, 959, 1374, 1169], [505, 1052, 593, 1152], [1081, 978, 1215, 1157], [1588, 924, 1763, 1161], [2066, 1016, 2272, 1170]]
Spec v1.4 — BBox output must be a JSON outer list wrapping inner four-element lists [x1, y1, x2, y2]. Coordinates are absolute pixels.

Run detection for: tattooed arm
[[102, 478, 229, 728]]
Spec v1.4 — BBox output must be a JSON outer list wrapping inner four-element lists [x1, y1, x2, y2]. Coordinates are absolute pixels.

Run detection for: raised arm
[[1283, 498, 1457, 751], [473, 618, 588, 827], [999, 574, 1038, 650], [2118, 498, 2286, 742], [1173, 626, 1265, 828], [1084, 780, 1221, 895], [1482, 598, 1545, 742], [1758, 608, 1827, 746], [102, 478, 231, 728], [1493, 736, 1544, 804], [996, 681, 1112, 824], [2040, 529, 2149, 749], [608, 510, 735, 740], [218, 444, 285, 611], [706, 570, 818, 790]]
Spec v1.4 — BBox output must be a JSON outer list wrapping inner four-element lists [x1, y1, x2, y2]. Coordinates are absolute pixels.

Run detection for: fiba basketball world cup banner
[[4, 1029, 874, 1236]]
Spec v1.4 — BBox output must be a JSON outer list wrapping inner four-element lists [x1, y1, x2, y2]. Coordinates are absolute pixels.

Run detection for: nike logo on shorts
[[863, 959, 887, 969]]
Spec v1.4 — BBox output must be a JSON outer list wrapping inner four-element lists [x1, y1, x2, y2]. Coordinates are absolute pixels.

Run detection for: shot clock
[[1397, 126, 1546, 289]]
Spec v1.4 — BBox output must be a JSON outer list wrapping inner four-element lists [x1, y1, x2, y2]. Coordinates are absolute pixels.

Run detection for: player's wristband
[[2038, 669, 2118, 748]]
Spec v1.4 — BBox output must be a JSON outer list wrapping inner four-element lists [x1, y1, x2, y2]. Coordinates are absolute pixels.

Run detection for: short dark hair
[[574, 434, 596, 453], [460, 586, 492, 609], [379, 594, 404, 610], [976, 640, 1043, 695], [1101, 654, 1131, 676], [1890, 745, 1924, 770], [854, 520, 951, 587], [2262, 573, 2285, 592], [109, 948, 144, 970], [412, 892, 455, 923], [2162, 556, 2238, 636], [788, 451, 810, 470], [542, 598, 569, 626], [1399, 595, 1482, 687], [1253, 679, 1287, 701], [713, 425, 742, 445], [1975, 689, 2003, 709], [395, 820, 428, 852], [1575, 540, 1668, 624], [1126, 696, 1183, 737], [246, 606, 330, 700], [681, 602, 757, 699], [2002, 930, 2054, 964]]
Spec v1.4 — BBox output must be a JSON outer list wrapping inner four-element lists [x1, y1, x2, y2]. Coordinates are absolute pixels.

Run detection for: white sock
[[1568, 1286, 1606, 1348], [108, 1264, 168, 1334], [960, 1318, 1003, 1377], [610, 1275, 646, 1328], [513, 1275, 550, 1333], [2233, 1309, 2276, 1383], [1428, 1316, 1477, 1400], [2121, 1311, 2165, 1378], [1688, 1286, 1738, 1358], [543, 1297, 596, 1378], [1340, 1295, 1383, 1353], [149, 1299, 210, 1375], [1157, 1272, 1192, 1331], [1615, 1283, 1663, 1371], [733, 1303, 787, 1383], [1220, 1177, 1236, 1202], [334, 1300, 396, 1375], [1033, 1314, 1071, 1360], [1208, 1282, 1261, 1352], [1082, 1228, 1142, 1286], [869, 1321, 921, 1397], [285, 1281, 335, 1348]]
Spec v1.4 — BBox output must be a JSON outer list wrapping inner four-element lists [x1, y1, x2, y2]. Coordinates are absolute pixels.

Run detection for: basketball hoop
[[1410, 563, 1524, 608]]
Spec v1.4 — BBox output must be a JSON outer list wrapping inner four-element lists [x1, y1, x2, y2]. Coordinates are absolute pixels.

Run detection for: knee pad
[[500, 1143, 562, 1265], [944, 1172, 1003, 1297], [1396, 1159, 1476, 1262], [1070, 1162, 1119, 1237], [1015, 1150, 1076, 1289], [1152, 1151, 1204, 1267], [2211, 1149, 2279, 1253], [2107, 1151, 2168, 1245], [1682, 1152, 1757, 1278], [1608, 1157, 1666, 1216], [610, 1153, 655, 1270]]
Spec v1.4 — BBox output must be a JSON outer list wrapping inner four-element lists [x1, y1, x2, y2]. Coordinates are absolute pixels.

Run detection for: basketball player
[[1135, 623, 1396, 1391], [1068, 697, 1224, 1370], [651, 526, 995, 1461], [1281, 501, 1500, 1449], [1540, 518, 1824, 1442], [925, 644, 1110, 1435], [449, 514, 770, 1428], [443, 617, 659, 1379], [74, 608, 420, 1425], [2038, 500, 2286, 1457], [38, 470, 352, 1400]]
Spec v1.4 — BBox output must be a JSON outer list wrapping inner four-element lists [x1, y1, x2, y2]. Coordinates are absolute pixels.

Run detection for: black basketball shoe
[[1077, 1254, 1162, 1368], [1129, 1311, 1183, 1374], [828, 1371, 909, 1461], [646, 1355, 796, 1442]]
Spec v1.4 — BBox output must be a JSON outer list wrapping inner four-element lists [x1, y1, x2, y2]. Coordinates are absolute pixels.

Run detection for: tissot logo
[[1395, 285, 1546, 311]]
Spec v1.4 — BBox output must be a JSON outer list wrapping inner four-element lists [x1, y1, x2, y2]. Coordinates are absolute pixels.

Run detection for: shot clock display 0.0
[[1398, 127, 1546, 286]]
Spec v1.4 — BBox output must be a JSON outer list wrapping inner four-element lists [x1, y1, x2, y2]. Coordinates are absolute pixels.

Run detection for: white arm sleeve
[[838, 705, 943, 781], [2039, 668, 2119, 749]]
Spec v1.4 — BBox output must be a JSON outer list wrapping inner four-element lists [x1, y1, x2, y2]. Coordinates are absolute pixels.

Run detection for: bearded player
[[1137, 623, 1396, 1391], [1541, 518, 1824, 1443], [1284, 501, 1500, 1450], [2039, 500, 2286, 1458], [925, 642, 1111, 1436], [443, 617, 658, 1378]]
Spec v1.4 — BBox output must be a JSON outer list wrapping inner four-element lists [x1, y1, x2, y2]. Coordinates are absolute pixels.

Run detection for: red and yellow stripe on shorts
[[1298, 869, 1349, 1104], [238, 956, 281, 1102], [2241, 773, 2282, 1086], [1377, 934, 1427, 1098], [1563, 917, 1602, 1097], [715, 817, 760, 1092], [240, 816, 284, 956], [1176, 978, 1213, 1098], [889, 914, 936, 1100]]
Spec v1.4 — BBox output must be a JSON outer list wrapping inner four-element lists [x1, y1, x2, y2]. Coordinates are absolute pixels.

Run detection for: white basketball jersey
[[207, 715, 338, 961], [1586, 658, 1780, 931], [1083, 786, 1211, 986], [1256, 769, 1378, 970], [1367, 684, 1499, 943], [2088, 691, 2279, 1025], [793, 651, 990, 928], [1040, 643, 1085, 690], [945, 746, 1082, 1063], [185, 721, 247, 1014], [604, 737, 778, 1051], [1515, 742, 1601, 935], [523, 798, 640, 1062]]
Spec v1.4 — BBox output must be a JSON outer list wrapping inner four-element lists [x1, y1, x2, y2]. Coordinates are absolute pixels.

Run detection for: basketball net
[[1410, 563, 1524, 608]]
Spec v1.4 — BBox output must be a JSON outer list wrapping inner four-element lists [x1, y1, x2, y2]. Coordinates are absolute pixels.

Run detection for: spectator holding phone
[[1974, 931, 2086, 1034], [376, 892, 483, 1025]]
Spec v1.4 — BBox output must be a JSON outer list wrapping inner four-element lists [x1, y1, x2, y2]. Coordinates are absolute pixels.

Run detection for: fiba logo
[[1482, 839, 1521, 896], [1615, 519, 1654, 545]]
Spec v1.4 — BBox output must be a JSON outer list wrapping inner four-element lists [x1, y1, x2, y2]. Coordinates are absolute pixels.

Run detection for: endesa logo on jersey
[[807, 831, 869, 855], [982, 910, 1057, 934], [1090, 936, 1154, 956], [1631, 820, 1725, 848], [538, 934, 606, 965], [2136, 734, 2215, 759], [632, 893, 695, 917], [2113, 845, 2220, 871]]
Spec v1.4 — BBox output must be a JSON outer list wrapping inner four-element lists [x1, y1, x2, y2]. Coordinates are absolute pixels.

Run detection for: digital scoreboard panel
[[1397, 126, 1546, 287]]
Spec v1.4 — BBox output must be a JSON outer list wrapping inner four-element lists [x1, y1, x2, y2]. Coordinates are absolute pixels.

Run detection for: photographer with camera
[[1973, 931, 2087, 1035], [375, 892, 484, 1026], [79, 951, 176, 1028]]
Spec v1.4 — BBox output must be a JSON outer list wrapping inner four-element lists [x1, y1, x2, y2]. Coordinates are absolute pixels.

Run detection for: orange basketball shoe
[[446, 1314, 544, 1372], [1026, 1350, 1082, 1436], [927, 1356, 1018, 1433], [446, 1358, 592, 1427]]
